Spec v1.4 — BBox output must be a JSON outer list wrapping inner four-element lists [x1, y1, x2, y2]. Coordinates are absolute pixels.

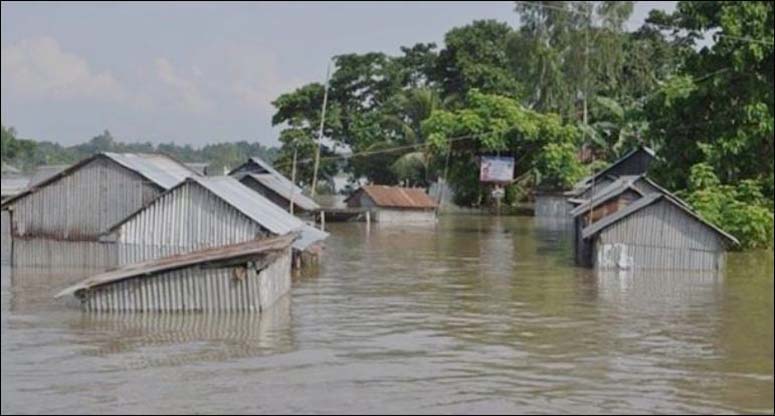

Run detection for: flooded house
[[26, 164, 72, 188], [2, 163, 29, 203], [0, 153, 199, 267], [577, 192, 738, 271], [566, 145, 657, 201], [56, 234, 296, 313], [345, 185, 438, 224], [102, 176, 328, 267], [184, 162, 211, 176], [230, 156, 320, 216]]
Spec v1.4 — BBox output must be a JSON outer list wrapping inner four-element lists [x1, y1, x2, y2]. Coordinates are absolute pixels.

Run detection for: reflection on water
[[73, 296, 294, 370], [2, 216, 773, 414]]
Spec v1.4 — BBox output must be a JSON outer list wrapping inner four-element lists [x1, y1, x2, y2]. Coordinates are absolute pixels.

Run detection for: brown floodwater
[[1, 216, 773, 414]]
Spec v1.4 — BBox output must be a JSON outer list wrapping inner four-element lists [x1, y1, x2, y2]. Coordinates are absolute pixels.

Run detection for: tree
[[644, 1, 774, 199], [436, 20, 522, 100], [422, 90, 584, 205]]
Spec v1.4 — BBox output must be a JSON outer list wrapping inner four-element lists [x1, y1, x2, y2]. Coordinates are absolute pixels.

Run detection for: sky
[[1, 1, 676, 148]]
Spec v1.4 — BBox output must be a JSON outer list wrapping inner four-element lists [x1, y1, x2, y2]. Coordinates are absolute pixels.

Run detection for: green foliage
[[645, 1, 774, 192], [422, 90, 582, 204], [683, 164, 774, 250], [1, 126, 278, 175], [436, 20, 522, 99]]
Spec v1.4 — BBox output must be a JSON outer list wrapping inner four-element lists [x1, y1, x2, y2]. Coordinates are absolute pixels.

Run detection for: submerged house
[[103, 176, 328, 266], [230, 156, 320, 215], [345, 185, 438, 224], [56, 234, 296, 313], [567, 145, 657, 201], [577, 191, 738, 271], [1, 153, 198, 241], [27, 164, 72, 189]]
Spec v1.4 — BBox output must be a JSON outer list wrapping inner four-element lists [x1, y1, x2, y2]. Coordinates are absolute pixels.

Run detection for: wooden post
[[320, 211, 326, 231], [311, 63, 331, 197], [290, 147, 297, 215], [365, 210, 371, 227]]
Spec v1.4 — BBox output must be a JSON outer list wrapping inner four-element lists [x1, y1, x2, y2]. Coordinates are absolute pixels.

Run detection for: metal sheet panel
[[593, 199, 729, 270], [75, 247, 291, 312], [244, 174, 320, 212], [346, 185, 438, 209], [9, 157, 162, 240], [104, 153, 197, 190], [193, 177, 306, 235]]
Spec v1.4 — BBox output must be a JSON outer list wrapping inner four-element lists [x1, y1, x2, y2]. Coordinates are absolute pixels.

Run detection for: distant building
[[345, 185, 438, 224], [567, 145, 657, 200], [230, 156, 320, 215], [184, 162, 210, 176], [535, 145, 657, 219], [0, 162, 30, 201], [578, 191, 738, 270], [27, 164, 71, 189], [1, 153, 198, 241], [103, 176, 328, 266]]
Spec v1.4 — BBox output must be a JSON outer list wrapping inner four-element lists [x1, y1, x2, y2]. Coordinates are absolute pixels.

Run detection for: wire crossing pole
[[311, 62, 331, 198]]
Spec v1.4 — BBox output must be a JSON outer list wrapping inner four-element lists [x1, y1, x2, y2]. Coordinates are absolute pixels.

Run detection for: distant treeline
[[1, 126, 279, 175]]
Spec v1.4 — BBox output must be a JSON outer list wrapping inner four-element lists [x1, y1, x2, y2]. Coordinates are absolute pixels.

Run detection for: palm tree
[[380, 88, 448, 186]]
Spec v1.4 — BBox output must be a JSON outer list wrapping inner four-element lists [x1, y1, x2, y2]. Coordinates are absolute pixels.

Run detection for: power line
[[272, 132, 488, 170]]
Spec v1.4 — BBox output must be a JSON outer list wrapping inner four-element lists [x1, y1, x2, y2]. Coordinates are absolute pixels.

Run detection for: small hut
[[345, 185, 437, 224], [1, 153, 198, 241], [56, 234, 296, 313], [230, 156, 320, 215], [578, 192, 738, 270], [566, 145, 656, 200], [103, 176, 328, 266]]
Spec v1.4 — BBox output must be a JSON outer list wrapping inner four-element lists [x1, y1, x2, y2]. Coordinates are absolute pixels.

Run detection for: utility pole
[[290, 144, 297, 215], [311, 62, 331, 197]]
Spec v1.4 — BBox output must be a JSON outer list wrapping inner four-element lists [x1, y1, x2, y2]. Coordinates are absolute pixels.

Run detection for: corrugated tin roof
[[244, 173, 320, 211], [347, 185, 438, 209], [56, 234, 296, 298], [570, 176, 644, 217], [194, 176, 305, 235], [582, 193, 739, 246], [570, 145, 656, 193], [1, 153, 198, 209], [230, 156, 303, 193], [105, 153, 198, 190], [184, 177, 327, 251]]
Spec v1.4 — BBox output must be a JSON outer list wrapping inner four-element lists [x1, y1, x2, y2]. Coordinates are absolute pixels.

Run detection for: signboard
[[479, 156, 514, 183]]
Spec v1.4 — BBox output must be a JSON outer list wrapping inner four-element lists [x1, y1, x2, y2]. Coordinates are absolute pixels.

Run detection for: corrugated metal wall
[[116, 182, 268, 264], [595, 199, 726, 270], [10, 157, 160, 240], [11, 238, 119, 269], [80, 247, 292, 312], [1, 211, 10, 265], [535, 194, 573, 218], [374, 209, 436, 224]]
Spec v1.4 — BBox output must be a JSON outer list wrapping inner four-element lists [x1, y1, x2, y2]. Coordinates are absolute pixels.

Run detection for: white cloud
[[154, 57, 212, 114], [1, 37, 130, 103], [194, 43, 303, 113]]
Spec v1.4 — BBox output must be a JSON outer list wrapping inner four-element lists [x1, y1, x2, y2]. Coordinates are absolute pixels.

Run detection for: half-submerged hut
[[230, 156, 320, 215], [577, 192, 738, 270], [567, 145, 656, 201], [56, 234, 295, 312], [1, 153, 198, 240], [103, 176, 328, 266], [345, 185, 438, 224]]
